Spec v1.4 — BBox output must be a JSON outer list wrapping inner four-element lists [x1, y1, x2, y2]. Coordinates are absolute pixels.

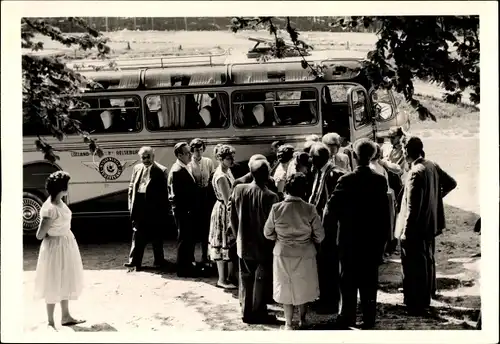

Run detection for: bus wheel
[[23, 192, 44, 235]]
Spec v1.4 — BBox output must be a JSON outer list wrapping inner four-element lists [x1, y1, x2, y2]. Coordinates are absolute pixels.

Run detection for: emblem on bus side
[[81, 157, 137, 181], [99, 157, 124, 180]]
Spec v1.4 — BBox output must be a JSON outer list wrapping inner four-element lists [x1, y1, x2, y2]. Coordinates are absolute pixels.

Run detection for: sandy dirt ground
[[22, 132, 481, 333]]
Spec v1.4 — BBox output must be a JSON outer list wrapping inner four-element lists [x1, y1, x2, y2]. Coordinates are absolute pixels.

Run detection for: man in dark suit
[[324, 138, 392, 329], [168, 142, 200, 277], [125, 146, 169, 271], [308, 142, 345, 314], [396, 136, 457, 315], [233, 154, 278, 194], [230, 160, 279, 324]]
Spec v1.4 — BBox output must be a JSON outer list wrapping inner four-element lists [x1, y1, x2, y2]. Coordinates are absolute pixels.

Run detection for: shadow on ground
[[69, 322, 118, 332], [375, 303, 478, 330]]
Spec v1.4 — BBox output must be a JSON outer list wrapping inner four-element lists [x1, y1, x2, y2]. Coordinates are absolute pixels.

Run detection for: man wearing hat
[[384, 126, 408, 172], [395, 136, 457, 315]]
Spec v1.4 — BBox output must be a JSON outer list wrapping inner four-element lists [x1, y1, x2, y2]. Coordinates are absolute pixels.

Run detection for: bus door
[[347, 86, 375, 143]]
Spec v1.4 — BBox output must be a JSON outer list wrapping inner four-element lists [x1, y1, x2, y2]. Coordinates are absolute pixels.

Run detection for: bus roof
[[79, 54, 367, 92]]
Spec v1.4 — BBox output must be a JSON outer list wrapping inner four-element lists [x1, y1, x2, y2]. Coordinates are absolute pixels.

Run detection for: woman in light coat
[[264, 173, 325, 330]]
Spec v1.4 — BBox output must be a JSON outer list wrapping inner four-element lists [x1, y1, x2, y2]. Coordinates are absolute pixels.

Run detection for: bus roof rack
[[67, 51, 230, 72]]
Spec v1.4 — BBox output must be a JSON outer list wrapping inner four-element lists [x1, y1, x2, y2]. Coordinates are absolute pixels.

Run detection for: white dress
[[34, 198, 84, 304]]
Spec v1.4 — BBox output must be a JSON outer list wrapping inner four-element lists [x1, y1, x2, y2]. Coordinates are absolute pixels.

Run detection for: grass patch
[[395, 93, 479, 121], [395, 93, 480, 135]]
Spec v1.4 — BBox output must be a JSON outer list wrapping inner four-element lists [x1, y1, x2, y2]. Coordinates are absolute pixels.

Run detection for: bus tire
[[23, 191, 44, 235]]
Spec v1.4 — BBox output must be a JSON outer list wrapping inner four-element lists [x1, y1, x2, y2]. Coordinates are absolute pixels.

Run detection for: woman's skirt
[[34, 235, 84, 304], [273, 255, 319, 306], [208, 201, 235, 261]]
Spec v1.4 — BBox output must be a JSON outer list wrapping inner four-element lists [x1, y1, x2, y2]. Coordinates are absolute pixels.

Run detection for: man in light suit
[[396, 136, 457, 315], [168, 142, 199, 278], [323, 138, 391, 329], [125, 146, 169, 271]]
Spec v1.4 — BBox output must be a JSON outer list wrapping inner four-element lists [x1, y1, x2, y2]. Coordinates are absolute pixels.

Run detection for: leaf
[[95, 147, 104, 158]]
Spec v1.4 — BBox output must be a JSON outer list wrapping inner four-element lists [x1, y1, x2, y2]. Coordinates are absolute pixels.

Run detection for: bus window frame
[[347, 86, 372, 131], [66, 94, 143, 136], [143, 90, 231, 133], [231, 86, 319, 129]]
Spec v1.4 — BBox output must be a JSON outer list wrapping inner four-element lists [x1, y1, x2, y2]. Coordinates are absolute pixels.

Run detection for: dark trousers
[[339, 255, 380, 326], [238, 257, 270, 320], [129, 194, 164, 267], [174, 212, 196, 272], [195, 187, 214, 262], [317, 239, 340, 312], [128, 229, 165, 266], [401, 236, 435, 310]]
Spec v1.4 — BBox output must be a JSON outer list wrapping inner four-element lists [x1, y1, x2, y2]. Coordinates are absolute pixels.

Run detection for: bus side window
[[67, 96, 141, 134], [145, 92, 229, 131], [233, 88, 318, 128]]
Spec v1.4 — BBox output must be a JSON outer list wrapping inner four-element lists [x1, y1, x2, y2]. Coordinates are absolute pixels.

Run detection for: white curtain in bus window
[[146, 92, 228, 130], [233, 89, 317, 128], [67, 96, 141, 134]]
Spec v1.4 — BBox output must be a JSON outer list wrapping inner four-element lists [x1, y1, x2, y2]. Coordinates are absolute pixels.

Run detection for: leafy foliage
[[22, 17, 109, 162], [231, 16, 480, 121]]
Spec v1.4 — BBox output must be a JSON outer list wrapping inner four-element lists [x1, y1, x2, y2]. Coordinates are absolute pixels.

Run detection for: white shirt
[[137, 165, 152, 193]]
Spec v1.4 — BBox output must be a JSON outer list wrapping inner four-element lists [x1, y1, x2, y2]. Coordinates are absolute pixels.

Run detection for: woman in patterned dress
[[189, 138, 216, 267], [208, 144, 238, 289]]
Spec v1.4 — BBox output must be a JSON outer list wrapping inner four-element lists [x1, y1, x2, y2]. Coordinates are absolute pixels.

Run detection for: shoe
[[242, 314, 279, 325], [216, 281, 237, 289], [177, 269, 199, 278], [359, 321, 375, 329], [61, 319, 86, 326], [298, 319, 308, 329], [407, 307, 428, 316], [335, 315, 355, 330], [257, 314, 280, 325], [315, 304, 338, 315], [124, 263, 142, 271], [153, 260, 168, 268]]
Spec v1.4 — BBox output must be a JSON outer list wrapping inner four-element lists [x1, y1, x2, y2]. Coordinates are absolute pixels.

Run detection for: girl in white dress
[[34, 171, 85, 329]]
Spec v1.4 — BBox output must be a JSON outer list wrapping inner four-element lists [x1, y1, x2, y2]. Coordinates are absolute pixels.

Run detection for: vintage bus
[[23, 53, 410, 235]]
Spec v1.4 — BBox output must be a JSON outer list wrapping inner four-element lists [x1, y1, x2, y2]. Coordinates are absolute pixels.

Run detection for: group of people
[[34, 125, 457, 331]]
